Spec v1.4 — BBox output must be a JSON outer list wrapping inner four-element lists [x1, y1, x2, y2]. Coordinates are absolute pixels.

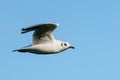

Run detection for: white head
[[59, 41, 75, 52]]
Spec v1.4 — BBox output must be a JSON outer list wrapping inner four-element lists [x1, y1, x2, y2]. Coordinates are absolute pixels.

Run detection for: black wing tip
[[12, 50, 17, 52], [20, 22, 58, 34], [12, 49, 27, 53], [21, 29, 30, 34], [22, 28, 24, 30], [21, 28, 25, 34], [22, 28, 27, 31], [21, 31, 26, 34]]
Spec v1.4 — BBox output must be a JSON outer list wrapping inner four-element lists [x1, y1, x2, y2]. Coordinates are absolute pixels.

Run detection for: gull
[[13, 22, 75, 54]]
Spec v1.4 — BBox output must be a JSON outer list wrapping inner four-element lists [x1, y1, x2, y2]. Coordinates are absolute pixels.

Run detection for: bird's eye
[[64, 43, 67, 46]]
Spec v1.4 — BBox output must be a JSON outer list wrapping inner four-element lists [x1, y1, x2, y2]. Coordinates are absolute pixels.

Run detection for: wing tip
[[21, 32, 25, 34], [20, 22, 59, 34], [12, 49, 27, 53], [21, 28, 30, 34], [21, 28, 25, 34], [12, 49, 17, 52], [21, 28, 25, 31]]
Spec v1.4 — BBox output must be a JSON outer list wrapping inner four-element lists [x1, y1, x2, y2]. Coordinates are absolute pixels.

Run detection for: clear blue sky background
[[0, 0, 120, 80]]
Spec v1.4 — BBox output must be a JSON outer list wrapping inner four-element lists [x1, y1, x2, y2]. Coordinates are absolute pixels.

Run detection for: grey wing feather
[[21, 22, 58, 45], [21, 23, 58, 34]]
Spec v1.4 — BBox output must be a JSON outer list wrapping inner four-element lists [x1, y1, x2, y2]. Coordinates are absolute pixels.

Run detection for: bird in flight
[[13, 22, 75, 54]]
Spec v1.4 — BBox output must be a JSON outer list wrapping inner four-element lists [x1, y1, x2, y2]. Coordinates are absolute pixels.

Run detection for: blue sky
[[0, 0, 120, 80]]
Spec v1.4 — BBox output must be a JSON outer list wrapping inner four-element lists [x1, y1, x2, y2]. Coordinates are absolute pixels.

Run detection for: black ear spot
[[61, 43, 63, 46]]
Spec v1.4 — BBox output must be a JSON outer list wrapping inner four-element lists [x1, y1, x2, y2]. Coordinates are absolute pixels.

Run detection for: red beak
[[69, 46, 75, 49]]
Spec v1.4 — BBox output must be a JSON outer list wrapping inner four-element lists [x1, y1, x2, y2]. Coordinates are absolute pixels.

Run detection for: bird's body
[[13, 22, 74, 54]]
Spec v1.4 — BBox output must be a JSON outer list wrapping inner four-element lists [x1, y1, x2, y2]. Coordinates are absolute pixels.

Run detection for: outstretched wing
[[21, 22, 58, 45]]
